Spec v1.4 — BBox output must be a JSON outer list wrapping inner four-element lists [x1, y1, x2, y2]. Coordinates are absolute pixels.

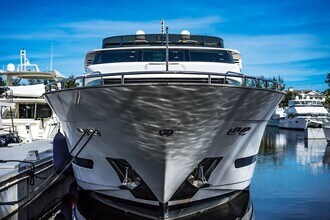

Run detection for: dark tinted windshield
[[142, 49, 184, 62], [189, 50, 231, 63], [93, 50, 138, 64], [93, 49, 233, 64]]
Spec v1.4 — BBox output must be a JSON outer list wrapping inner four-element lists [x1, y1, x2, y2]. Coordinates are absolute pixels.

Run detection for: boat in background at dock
[[278, 95, 328, 130], [0, 49, 63, 142], [323, 121, 330, 142], [0, 49, 73, 219], [267, 107, 286, 127]]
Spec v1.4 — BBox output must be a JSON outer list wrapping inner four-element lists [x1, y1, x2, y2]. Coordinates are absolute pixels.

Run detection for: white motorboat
[[278, 97, 328, 130], [44, 30, 284, 218], [323, 121, 330, 142], [267, 107, 286, 127], [0, 49, 63, 142]]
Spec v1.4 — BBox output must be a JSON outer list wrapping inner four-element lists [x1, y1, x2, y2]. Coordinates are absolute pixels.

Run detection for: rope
[[2, 129, 96, 219]]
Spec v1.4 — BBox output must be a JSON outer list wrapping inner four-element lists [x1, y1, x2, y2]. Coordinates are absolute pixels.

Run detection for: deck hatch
[[73, 157, 94, 169]]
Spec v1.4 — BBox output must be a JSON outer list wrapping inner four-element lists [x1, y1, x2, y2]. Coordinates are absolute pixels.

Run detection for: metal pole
[[9, 107, 14, 132], [165, 27, 169, 72]]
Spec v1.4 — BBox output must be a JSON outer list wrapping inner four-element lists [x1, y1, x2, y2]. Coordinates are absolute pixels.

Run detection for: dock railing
[[45, 71, 284, 92]]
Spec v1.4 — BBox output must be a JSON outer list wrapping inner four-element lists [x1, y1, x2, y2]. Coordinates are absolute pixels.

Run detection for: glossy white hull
[[323, 122, 330, 142], [278, 117, 308, 130], [44, 84, 283, 208]]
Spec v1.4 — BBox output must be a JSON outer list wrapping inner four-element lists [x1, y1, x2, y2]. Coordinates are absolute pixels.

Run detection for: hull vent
[[234, 155, 257, 168], [73, 157, 94, 169]]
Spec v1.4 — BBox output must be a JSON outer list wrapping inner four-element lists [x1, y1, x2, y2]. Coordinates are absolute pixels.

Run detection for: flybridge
[[102, 34, 224, 48]]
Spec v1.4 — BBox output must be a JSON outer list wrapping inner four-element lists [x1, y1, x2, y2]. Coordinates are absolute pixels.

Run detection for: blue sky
[[0, 0, 329, 91]]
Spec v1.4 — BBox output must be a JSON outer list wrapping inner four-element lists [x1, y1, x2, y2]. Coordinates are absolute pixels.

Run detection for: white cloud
[[56, 16, 222, 36], [223, 33, 330, 65], [0, 16, 222, 41]]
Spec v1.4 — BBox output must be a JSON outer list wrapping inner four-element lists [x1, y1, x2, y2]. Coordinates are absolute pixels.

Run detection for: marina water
[[251, 126, 330, 219]]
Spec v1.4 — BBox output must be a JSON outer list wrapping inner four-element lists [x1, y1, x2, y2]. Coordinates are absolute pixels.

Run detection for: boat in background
[[0, 49, 63, 142], [44, 30, 284, 218], [0, 100, 21, 147], [278, 96, 328, 130], [323, 121, 330, 142], [267, 107, 286, 127]]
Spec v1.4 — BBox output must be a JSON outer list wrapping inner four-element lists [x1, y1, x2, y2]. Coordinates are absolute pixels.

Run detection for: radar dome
[[135, 30, 146, 41], [6, 63, 15, 72], [181, 30, 191, 36], [136, 30, 145, 35]]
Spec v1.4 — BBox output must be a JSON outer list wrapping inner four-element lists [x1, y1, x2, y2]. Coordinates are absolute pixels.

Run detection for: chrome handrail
[[45, 71, 284, 92]]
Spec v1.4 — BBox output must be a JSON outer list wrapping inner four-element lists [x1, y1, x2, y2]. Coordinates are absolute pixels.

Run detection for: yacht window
[[170, 49, 184, 61], [93, 50, 138, 64], [189, 50, 233, 63], [92, 49, 235, 64], [142, 49, 165, 61], [19, 104, 35, 119], [142, 49, 184, 61], [37, 104, 52, 119], [19, 104, 52, 119]]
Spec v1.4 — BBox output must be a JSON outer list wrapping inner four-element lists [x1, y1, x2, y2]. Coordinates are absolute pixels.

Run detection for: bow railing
[[45, 71, 284, 92]]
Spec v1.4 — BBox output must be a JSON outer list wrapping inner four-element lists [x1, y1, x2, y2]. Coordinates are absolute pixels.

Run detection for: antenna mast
[[165, 26, 169, 72], [161, 19, 165, 34], [50, 43, 53, 71]]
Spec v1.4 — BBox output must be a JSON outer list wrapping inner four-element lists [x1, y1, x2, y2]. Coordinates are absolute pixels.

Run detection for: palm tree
[[325, 73, 330, 87], [324, 73, 330, 108], [64, 74, 78, 88]]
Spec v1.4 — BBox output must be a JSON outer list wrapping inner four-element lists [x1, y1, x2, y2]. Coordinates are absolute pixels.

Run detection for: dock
[[0, 139, 74, 219]]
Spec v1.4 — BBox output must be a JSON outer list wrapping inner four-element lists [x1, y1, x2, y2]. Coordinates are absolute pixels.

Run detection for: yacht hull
[[323, 122, 330, 142], [44, 84, 283, 209], [278, 117, 307, 130]]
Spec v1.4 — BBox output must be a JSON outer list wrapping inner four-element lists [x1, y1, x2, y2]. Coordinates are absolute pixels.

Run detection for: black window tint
[[169, 49, 184, 61], [19, 104, 35, 118], [18, 104, 52, 119], [142, 49, 165, 61], [93, 50, 138, 64], [36, 104, 52, 119], [189, 50, 233, 63], [142, 49, 184, 62]]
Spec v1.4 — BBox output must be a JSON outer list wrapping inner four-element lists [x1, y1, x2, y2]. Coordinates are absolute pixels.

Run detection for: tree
[[324, 90, 330, 108], [325, 73, 330, 88], [272, 75, 285, 90], [28, 79, 43, 85], [280, 90, 295, 107], [64, 74, 78, 88]]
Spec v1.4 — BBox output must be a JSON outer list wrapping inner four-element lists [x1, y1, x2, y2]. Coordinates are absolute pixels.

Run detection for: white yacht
[[0, 49, 62, 142], [323, 121, 330, 142], [278, 96, 328, 130], [267, 107, 286, 127], [44, 31, 284, 218]]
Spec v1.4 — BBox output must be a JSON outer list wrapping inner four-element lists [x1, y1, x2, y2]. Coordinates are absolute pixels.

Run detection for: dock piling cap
[[26, 150, 40, 161]]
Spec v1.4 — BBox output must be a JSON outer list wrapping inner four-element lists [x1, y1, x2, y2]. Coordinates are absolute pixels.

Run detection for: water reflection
[[259, 127, 328, 170], [323, 144, 330, 165], [252, 127, 330, 220]]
